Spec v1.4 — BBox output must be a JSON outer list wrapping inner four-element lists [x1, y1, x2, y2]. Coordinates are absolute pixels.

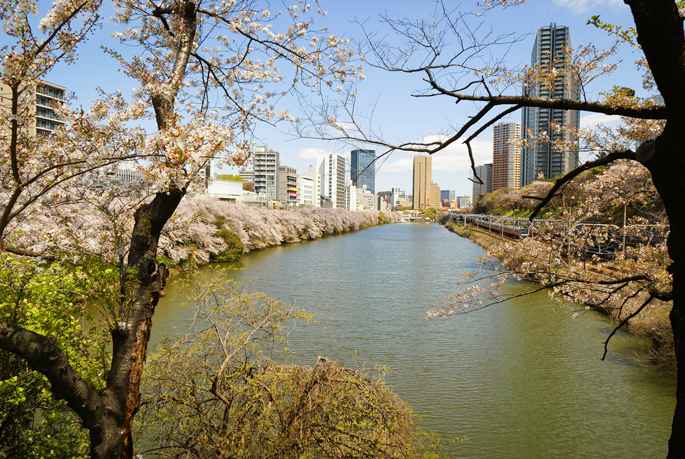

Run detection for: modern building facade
[[431, 183, 441, 210], [440, 190, 456, 204], [35, 82, 66, 135], [317, 153, 346, 209], [1, 80, 66, 137], [297, 174, 316, 207], [302, 166, 321, 207], [350, 149, 376, 193], [493, 122, 522, 190], [412, 156, 432, 209], [238, 167, 254, 183], [277, 165, 298, 206], [253, 146, 279, 200], [521, 24, 580, 185], [472, 163, 493, 201]]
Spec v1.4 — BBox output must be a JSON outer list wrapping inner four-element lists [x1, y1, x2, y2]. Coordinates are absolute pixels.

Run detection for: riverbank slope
[[159, 197, 401, 267], [444, 222, 675, 368]]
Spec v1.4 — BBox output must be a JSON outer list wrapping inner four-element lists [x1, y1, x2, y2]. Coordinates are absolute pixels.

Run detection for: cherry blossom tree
[[293, 1, 685, 457], [0, 1, 359, 458]]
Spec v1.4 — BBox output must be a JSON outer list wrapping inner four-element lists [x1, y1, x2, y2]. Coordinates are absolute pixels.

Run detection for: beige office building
[[493, 121, 521, 190], [413, 155, 438, 209], [431, 183, 441, 209]]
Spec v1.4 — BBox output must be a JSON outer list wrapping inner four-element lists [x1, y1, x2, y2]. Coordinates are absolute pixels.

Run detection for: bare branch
[[601, 294, 655, 360], [530, 150, 639, 220], [447, 92, 667, 120]]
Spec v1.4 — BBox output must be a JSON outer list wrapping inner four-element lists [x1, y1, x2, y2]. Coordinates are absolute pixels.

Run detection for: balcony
[[37, 86, 65, 100]]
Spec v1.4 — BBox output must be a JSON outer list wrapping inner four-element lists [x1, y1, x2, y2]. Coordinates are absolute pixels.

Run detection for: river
[[154, 222, 676, 458]]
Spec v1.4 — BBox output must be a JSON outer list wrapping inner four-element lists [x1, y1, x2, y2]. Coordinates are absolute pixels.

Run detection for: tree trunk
[[94, 188, 184, 459], [642, 124, 685, 459]]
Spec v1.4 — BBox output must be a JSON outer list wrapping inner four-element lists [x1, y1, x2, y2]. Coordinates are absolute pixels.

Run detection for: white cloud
[[380, 157, 413, 173], [553, 0, 625, 14], [377, 136, 493, 175], [296, 147, 328, 160], [580, 113, 621, 129]]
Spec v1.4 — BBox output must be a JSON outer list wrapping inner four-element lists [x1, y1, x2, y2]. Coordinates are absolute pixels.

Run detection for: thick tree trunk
[[95, 188, 183, 459], [643, 125, 685, 459], [669, 262, 685, 458], [623, 2, 685, 455], [0, 188, 186, 459]]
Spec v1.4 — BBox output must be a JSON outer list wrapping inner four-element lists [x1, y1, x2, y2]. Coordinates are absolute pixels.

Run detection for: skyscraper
[[350, 149, 376, 193], [493, 122, 521, 190], [472, 163, 493, 202], [413, 155, 435, 209], [521, 24, 580, 185]]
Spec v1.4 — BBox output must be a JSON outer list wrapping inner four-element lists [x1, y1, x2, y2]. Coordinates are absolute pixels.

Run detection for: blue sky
[[44, 0, 641, 196]]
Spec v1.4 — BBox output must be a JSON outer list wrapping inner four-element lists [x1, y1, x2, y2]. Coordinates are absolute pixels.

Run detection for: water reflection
[[155, 223, 675, 458]]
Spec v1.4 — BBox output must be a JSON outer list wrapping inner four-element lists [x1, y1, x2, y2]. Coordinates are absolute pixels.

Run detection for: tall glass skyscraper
[[521, 24, 580, 186], [350, 149, 376, 193]]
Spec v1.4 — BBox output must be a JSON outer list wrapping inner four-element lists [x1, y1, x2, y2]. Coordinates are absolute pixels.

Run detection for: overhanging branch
[[0, 322, 105, 429], [530, 149, 638, 220], [453, 94, 667, 120], [602, 294, 655, 360]]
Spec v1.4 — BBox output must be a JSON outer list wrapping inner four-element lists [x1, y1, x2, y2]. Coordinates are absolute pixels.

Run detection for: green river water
[[153, 223, 676, 458]]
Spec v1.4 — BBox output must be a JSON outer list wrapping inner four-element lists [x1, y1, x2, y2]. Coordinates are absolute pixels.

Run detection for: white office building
[[317, 153, 346, 209]]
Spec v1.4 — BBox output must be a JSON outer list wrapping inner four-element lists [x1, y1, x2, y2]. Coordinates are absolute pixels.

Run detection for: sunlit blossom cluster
[[108, 0, 362, 122]]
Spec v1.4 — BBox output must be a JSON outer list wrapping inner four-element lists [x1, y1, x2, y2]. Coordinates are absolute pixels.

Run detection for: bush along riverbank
[[444, 222, 675, 369], [158, 196, 401, 268]]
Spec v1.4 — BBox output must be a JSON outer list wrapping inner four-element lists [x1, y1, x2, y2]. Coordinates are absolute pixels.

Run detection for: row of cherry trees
[[0, 1, 362, 457]]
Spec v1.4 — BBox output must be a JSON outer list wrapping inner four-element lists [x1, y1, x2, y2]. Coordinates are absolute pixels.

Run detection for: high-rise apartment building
[[317, 153, 346, 209], [350, 149, 376, 193], [521, 24, 580, 185], [253, 146, 279, 200], [1, 80, 66, 136], [472, 163, 493, 202], [493, 122, 521, 190]]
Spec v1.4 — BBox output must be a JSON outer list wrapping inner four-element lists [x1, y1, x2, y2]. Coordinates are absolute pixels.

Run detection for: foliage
[[424, 207, 438, 221], [212, 228, 244, 263], [216, 174, 243, 182], [0, 0, 367, 456], [136, 275, 441, 459], [437, 160, 672, 361], [0, 254, 109, 458]]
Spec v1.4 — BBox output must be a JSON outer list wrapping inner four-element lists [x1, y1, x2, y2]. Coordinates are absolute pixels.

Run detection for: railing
[[447, 213, 668, 260]]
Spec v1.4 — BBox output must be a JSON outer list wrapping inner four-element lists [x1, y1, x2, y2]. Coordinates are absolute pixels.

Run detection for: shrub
[[211, 228, 244, 263]]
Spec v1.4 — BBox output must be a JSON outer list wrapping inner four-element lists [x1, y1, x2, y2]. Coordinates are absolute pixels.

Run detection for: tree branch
[[0, 322, 106, 429], [530, 150, 638, 220], [449, 93, 666, 120], [601, 294, 655, 360]]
